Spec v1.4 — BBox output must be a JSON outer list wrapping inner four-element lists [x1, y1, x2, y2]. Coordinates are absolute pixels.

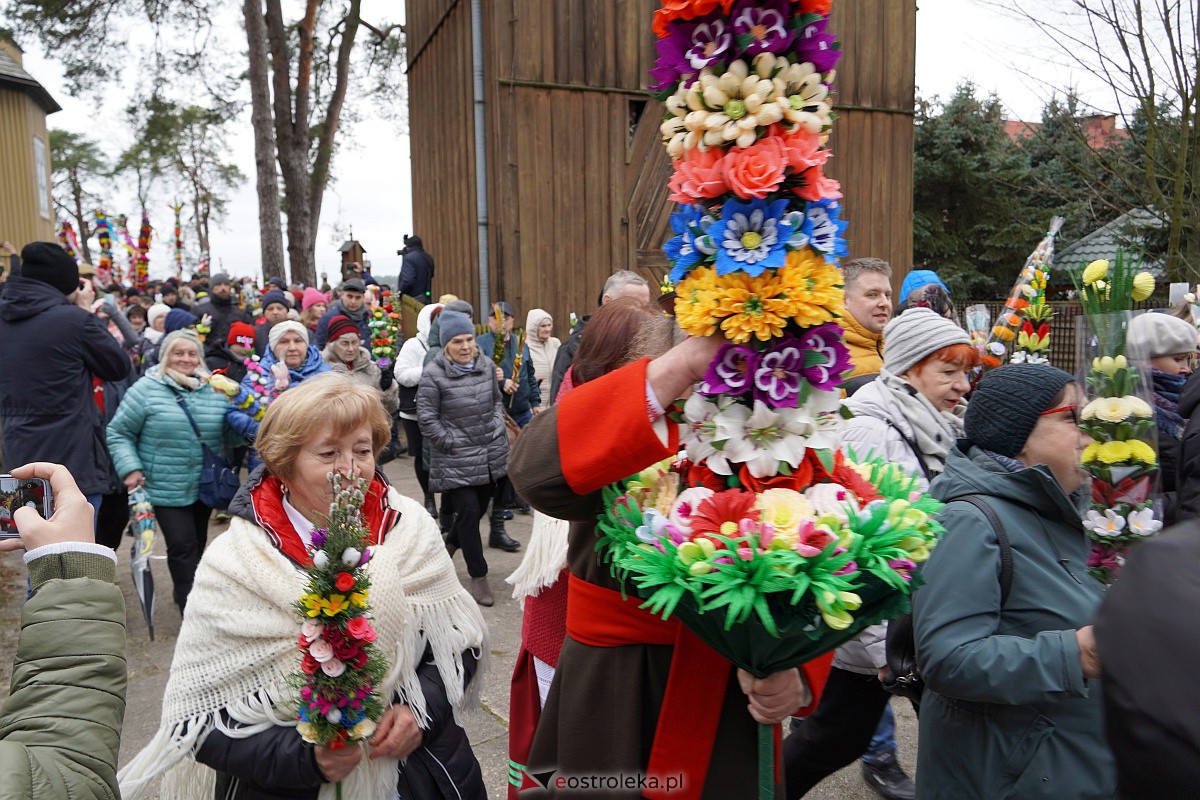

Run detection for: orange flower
[[780, 126, 829, 173], [724, 135, 788, 199], [668, 147, 728, 204], [1004, 296, 1030, 310], [799, 0, 833, 14]]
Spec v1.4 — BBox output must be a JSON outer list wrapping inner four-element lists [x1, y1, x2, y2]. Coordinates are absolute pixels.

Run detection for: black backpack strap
[[949, 494, 1013, 606]]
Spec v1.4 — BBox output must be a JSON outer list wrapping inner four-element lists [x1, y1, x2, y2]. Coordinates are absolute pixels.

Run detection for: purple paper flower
[[701, 343, 758, 397], [648, 13, 732, 92], [731, 0, 796, 57], [793, 15, 842, 74], [796, 323, 852, 392], [311, 528, 328, 548], [888, 558, 918, 581], [753, 336, 806, 407]]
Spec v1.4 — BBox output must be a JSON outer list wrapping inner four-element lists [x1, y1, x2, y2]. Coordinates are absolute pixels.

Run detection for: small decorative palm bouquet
[[1072, 253, 1161, 582], [292, 472, 388, 792], [368, 293, 402, 369], [983, 217, 1063, 368]]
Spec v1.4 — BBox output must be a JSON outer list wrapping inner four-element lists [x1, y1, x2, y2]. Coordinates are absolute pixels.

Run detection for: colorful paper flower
[[665, 204, 719, 282], [668, 147, 729, 203], [1083, 508, 1126, 536], [689, 490, 761, 540], [760, 54, 832, 134], [1131, 271, 1155, 301], [681, 60, 785, 150], [710, 197, 794, 276], [670, 486, 717, 536], [776, 248, 845, 326], [755, 488, 814, 540], [792, 14, 841, 74], [1127, 507, 1162, 536], [730, 0, 796, 57], [701, 343, 758, 396], [796, 323, 852, 392], [717, 399, 815, 477], [649, 12, 733, 92], [754, 336, 806, 406], [723, 135, 789, 199], [786, 199, 848, 263], [1082, 259, 1109, 285]]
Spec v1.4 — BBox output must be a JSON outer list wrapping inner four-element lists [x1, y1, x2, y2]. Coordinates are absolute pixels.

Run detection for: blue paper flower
[[665, 204, 718, 283], [804, 199, 849, 263], [709, 197, 795, 277]]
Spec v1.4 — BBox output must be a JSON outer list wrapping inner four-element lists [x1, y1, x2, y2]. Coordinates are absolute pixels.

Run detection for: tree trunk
[[243, 0, 286, 282], [309, 0, 361, 233], [265, 0, 317, 287], [68, 170, 95, 264]]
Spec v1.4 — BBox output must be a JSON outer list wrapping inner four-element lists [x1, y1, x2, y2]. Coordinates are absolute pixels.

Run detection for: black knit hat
[[20, 242, 79, 295], [964, 363, 1076, 457]]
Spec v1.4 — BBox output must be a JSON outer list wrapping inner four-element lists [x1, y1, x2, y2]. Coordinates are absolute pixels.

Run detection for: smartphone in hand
[[0, 475, 54, 540]]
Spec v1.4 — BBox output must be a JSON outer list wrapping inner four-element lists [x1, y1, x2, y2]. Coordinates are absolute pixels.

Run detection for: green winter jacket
[[913, 443, 1116, 799], [0, 551, 127, 799], [107, 367, 236, 506]]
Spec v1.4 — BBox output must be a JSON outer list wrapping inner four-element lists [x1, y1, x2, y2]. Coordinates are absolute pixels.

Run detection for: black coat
[[398, 246, 435, 303], [1173, 370, 1200, 516], [193, 294, 254, 359], [547, 315, 587, 405], [1095, 521, 1200, 799], [0, 277, 131, 494]]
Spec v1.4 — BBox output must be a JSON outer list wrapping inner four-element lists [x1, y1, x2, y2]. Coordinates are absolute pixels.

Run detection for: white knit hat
[[147, 303, 171, 328], [882, 307, 971, 375], [268, 320, 309, 352]]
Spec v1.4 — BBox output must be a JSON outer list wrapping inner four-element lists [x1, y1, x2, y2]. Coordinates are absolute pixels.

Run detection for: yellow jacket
[[840, 313, 884, 377]]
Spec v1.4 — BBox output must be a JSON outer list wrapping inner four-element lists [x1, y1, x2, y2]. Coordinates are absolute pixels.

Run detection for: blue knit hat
[[438, 310, 474, 343], [164, 308, 199, 333], [900, 269, 949, 301]]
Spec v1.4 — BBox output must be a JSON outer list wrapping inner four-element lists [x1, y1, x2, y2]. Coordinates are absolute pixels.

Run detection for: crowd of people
[[2, 239, 1200, 799]]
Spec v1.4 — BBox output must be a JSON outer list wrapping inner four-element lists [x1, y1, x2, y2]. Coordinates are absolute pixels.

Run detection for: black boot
[[488, 509, 521, 551], [424, 495, 438, 518], [439, 507, 455, 535], [860, 752, 916, 800]]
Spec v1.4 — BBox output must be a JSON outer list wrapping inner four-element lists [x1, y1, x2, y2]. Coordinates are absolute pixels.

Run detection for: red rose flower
[[335, 572, 356, 592], [346, 615, 377, 643], [352, 650, 370, 669], [737, 459, 813, 493], [684, 462, 731, 492], [301, 654, 319, 675], [334, 641, 359, 661], [323, 626, 345, 647]]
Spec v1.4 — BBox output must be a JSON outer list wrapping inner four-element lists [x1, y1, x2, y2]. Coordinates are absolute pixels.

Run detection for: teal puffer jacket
[[107, 368, 233, 506], [0, 551, 126, 799], [913, 444, 1115, 799]]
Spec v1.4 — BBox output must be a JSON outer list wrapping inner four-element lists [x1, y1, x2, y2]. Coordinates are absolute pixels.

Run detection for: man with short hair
[[840, 258, 894, 379], [548, 269, 651, 403], [314, 279, 372, 348], [253, 289, 293, 356], [0, 243, 131, 516], [192, 272, 253, 360]]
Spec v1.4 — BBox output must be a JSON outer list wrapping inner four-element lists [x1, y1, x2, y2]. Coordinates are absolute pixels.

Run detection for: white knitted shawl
[[505, 510, 569, 604], [119, 489, 488, 800]]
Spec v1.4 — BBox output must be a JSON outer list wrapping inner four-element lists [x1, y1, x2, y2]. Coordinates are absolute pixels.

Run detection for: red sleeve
[[557, 358, 679, 495]]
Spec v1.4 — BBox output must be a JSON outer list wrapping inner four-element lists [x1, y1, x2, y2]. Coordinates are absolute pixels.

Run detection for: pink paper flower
[[308, 638, 334, 663], [668, 147, 728, 203], [724, 135, 788, 199], [321, 658, 346, 678]]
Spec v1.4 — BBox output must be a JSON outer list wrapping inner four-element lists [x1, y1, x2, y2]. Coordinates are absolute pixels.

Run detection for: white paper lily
[[1083, 508, 1126, 536], [720, 399, 812, 477], [1127, 507, 1162, 536]]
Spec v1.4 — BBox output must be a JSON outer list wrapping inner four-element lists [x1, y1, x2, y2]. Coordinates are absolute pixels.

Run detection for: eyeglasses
[[1040, 404, 1080, 425]]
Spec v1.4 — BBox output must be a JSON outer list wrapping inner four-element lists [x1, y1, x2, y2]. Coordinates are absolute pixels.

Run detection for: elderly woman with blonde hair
[[119, 374, 489, 800]]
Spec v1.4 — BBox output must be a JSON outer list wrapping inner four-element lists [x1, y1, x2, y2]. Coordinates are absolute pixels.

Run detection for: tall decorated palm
[[597, 2, 944, 797]]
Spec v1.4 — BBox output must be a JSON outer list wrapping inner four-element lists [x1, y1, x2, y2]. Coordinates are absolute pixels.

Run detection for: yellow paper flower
[[1081, 442, 1102, 463], [1126, 439, 1157, 465], [756, 488, 814, 542], [1091, 355, 1127, 376], [1131, 271, 1155, 301], [674, 267, 722, 338], [1096, 440, 1133, 464], [776, 249, 844, 327], [1082, 259, 1109, 285], [712, 272, 793, 342], [300, 593, 326, 618], [1091, 397, 1132, 423], [297, 721, 319, 743], [321, 594, 350, 617], [349, 591, 369, 608]]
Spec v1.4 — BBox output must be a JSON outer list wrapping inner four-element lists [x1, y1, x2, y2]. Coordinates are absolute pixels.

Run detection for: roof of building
[[338, 239, 365, 253], [0, 45, 61, 114], [1056, 208, 1165, 278]]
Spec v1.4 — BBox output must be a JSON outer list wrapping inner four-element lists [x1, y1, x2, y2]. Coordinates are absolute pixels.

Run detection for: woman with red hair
[[784, 306, 979, 798]]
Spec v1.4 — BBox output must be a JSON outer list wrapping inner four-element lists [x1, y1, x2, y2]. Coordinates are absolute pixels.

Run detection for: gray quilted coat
[[417, 352, 508, 492]]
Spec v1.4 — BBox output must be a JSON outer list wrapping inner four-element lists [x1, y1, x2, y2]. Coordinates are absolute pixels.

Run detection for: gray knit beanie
[[964, 363, 1076, 457], [438, 310, 475, 343], [444, 299, 474, 317], [1127, 311, 1197, 359], [882, 307, 971, 376]]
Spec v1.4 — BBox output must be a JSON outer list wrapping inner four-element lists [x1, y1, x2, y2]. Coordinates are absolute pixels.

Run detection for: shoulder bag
[[174, 393, 240, 510]]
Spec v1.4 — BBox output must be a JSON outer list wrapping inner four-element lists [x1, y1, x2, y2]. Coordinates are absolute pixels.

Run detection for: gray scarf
[[878, 368, 965, 477]]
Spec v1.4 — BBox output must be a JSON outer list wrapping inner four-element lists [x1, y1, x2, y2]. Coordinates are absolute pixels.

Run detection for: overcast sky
[[20, 0, 1115, 284]]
